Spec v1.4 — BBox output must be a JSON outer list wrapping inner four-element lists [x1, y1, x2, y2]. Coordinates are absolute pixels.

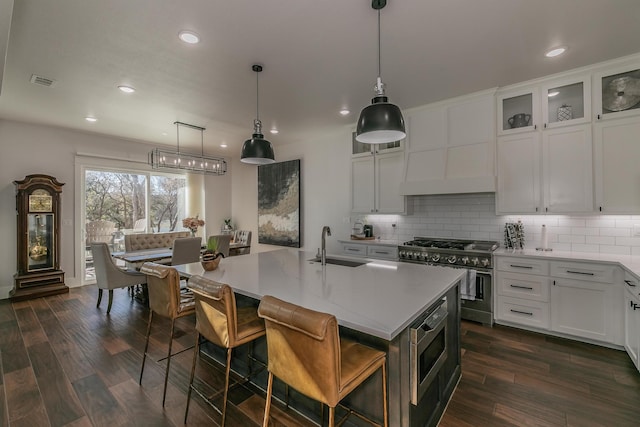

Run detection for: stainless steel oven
[[399, 237, 498, 326], [410, 297, 448, 405]]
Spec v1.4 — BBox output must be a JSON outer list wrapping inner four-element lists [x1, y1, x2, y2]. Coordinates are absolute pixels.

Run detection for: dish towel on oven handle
[[461, 269, 477, 301]]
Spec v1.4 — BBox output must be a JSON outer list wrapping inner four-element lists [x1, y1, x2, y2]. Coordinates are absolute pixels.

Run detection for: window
[[83, 168, 187, 281]]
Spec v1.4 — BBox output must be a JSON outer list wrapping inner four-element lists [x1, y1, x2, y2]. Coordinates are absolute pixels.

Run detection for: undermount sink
[[309, 257, 367, 267]]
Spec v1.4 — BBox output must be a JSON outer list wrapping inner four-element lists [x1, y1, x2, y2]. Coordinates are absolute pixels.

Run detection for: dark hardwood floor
[[0, 285, 638, 426]]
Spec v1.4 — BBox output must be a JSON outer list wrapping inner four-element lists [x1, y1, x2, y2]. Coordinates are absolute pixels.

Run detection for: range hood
[[400, 176, 496, 196]]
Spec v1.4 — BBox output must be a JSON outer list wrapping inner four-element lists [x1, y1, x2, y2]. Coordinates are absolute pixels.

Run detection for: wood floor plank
[[14, 306, 48, 347], [109, 378, 174, 427], [72, 374, 129, 427], [27, 341, 87, 426], [3, 367, 48, 424]]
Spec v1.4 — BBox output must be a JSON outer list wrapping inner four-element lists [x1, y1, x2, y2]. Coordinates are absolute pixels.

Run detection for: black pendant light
[[240, 64, 275, 164], [356, 0, 406, 144]]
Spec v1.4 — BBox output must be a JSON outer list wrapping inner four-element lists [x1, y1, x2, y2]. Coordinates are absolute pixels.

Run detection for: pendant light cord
[[377, 8, 381, 79], [256, 69, 260, 122], [176, 122, 180, 154]]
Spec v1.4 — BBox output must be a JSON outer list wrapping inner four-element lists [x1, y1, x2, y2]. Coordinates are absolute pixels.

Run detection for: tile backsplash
[[360, 193, 640, 256]]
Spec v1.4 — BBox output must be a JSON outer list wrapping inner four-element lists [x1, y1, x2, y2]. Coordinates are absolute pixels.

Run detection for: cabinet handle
[[373, 250, 389, 254], [535, 207, 538, 212], [510, 309, 533, 316], [599, 206, 602, 212], [566, 270, 594, 276], [624, 280, 637, 287], [534, 124, 537, 130], [545, 207, 548, 212], [347, 248, 360, 252], [510, 264, 533, 269], [510, 284, 533, 290], [632, 301, 639, 310], [544, 123, 547, 129], [597, 114, 601, 120]]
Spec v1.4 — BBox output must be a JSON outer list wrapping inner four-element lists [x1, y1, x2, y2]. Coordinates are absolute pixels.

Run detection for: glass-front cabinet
[[13, 174, 68, 300], [497, 87, 539, 135], [594, 63, 640, 121], [542, 75, 591, 129]]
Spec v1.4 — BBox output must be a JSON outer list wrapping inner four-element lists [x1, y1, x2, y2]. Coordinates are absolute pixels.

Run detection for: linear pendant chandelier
[[356, 0, 406, 144], [149, 121, 227, 175]]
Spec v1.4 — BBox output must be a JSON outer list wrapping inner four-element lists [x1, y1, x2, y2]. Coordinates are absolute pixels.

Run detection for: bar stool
[[184, 275, 266, 426], [139, 262, 196, 407], [258, 295, 388, 427]]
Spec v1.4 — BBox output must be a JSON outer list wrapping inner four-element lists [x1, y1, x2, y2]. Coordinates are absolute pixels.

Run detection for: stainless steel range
[[398, 237, 499, 325]]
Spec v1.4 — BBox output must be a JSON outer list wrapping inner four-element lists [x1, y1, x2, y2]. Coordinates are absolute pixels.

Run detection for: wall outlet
[[634, 224, 640, 237]]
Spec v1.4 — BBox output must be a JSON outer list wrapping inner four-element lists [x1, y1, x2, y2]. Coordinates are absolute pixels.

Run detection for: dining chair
[[208, 234, 232, 258], [138, 262, 196, 407], [90, 242, 146, 314], [171, 236, 202, 265], [258, 295, 388, 427], [233, 230, 252, 255], [184, 275, 265, 426]]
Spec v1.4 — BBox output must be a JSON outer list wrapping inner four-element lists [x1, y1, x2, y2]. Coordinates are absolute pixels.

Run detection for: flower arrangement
[[182, 215, 205, 234]]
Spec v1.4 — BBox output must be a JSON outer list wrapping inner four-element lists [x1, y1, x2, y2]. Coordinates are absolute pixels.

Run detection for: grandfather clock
[[12, 174, 68, 301]]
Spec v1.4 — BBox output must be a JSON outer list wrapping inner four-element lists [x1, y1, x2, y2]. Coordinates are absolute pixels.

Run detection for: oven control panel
[[398, 249, 492, 268]]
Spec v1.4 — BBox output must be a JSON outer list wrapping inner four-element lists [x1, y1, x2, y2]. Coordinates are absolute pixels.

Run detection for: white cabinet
[[542, 124, 593, 213], [496, 132, 540, 214], [400, 90, 496, 195], [496, 256, 550, 329], [340, 240, 398, 261], [496, 75, 593, 214], [495, 255, 623, 346], [351, 143, 406, 214], [594, 116, 640, 213], [593, 61, 640, 122], [624, 272, 640, 371]]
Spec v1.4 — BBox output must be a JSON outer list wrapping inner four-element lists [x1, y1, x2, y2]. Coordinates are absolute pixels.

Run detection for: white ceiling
[[1, 0, 640, 156]]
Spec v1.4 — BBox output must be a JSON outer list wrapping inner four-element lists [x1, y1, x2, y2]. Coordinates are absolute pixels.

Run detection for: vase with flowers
[[182, 215, 205, 236]]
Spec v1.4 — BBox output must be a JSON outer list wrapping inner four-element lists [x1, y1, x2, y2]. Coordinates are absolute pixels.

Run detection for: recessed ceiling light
[[178, 30, 200, 44], [270, 129, 279, 134], [545, 47, 566, 58], [548, 91, 560, 97], [85, 117, 97, 122], [340, 109, 350, 116], [118, 85, 135, 93], [220, 143, 228, 148]]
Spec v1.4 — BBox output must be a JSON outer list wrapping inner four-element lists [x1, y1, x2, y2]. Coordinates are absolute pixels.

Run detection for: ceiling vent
[[30, 74, 56, 87]]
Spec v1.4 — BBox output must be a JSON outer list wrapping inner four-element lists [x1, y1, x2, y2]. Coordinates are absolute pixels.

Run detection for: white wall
[[0, 119, 232, 298], [230, 125, 354, 255]]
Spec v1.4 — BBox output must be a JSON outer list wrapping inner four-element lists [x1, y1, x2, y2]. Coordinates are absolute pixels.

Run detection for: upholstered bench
[[124, 231, 191, 252]]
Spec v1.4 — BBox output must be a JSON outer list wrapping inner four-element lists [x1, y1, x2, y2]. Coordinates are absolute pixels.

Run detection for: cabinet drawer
[[342, 244, 366, 257], [496, 296, 550, 329], [497, 272, 550, 301], [496, 256, 549, 275], [550, 261, 616, 283], [366, 245, 398, 260]]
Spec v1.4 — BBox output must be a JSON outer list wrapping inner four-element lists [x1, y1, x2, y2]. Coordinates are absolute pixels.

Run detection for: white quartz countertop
[[495, 248, 640, 279], [174, 248, 464, 341]]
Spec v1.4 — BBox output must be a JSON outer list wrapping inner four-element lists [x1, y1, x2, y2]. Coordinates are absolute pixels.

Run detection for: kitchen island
[[174, 248, 464, 427]]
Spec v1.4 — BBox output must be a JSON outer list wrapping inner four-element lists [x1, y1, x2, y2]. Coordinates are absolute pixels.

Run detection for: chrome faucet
[[321, 226, 331, 265]]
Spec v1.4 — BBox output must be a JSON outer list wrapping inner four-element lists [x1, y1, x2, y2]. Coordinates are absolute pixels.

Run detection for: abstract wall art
[[257, 159, 301, 247]]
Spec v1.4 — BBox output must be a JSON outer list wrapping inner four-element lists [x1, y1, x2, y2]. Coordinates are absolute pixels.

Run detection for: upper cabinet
[[496, 73, 593, 214], [351, 133, 406, 214], [497, 87, 540, 135], [400, 89, 497, 195], [542, 75, 591, 129], [594, 62, 640, 122]]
